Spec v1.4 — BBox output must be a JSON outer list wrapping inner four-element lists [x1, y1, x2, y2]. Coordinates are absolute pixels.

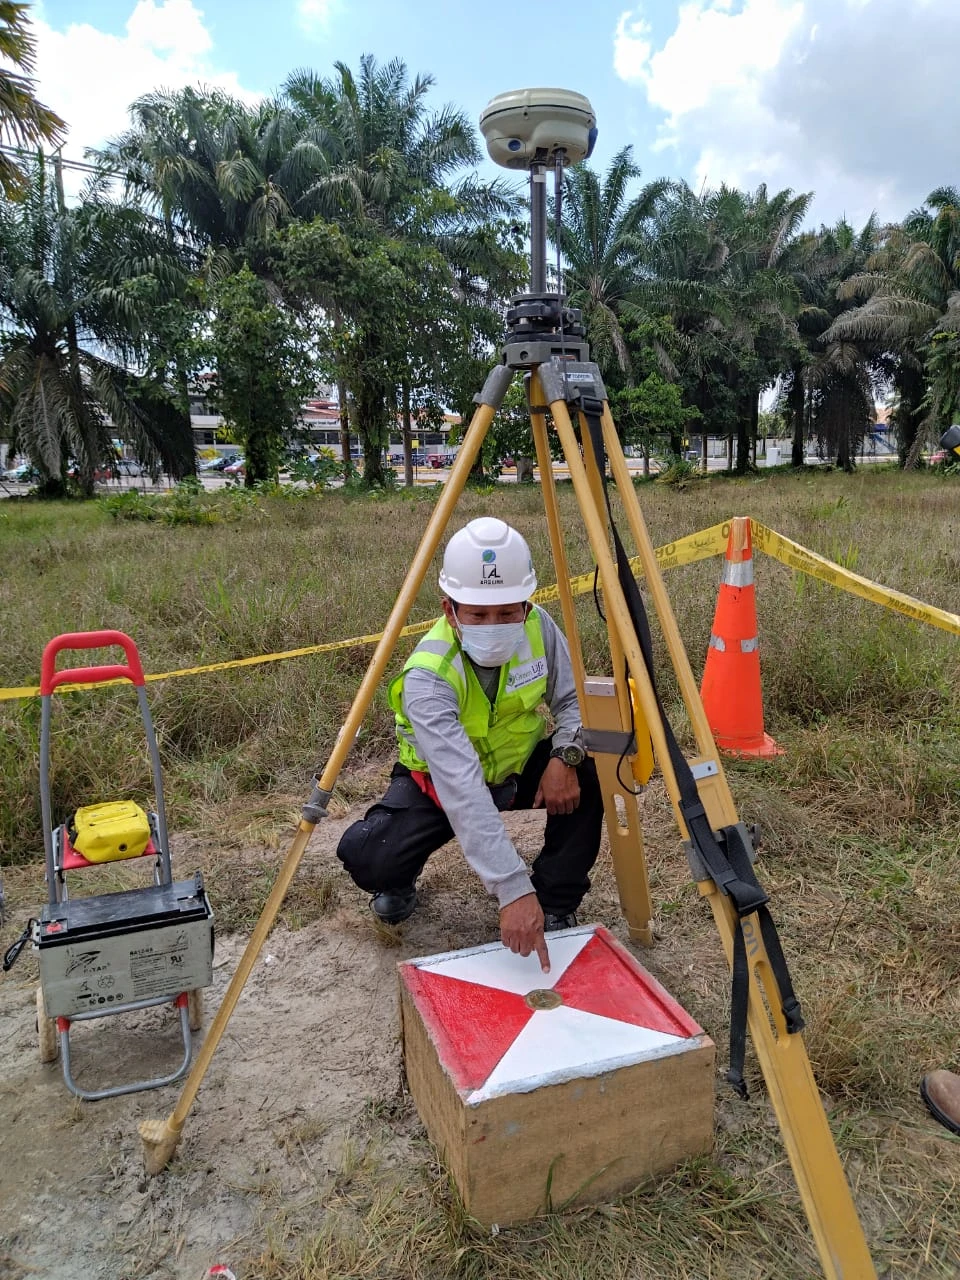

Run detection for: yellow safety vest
[[389, 612, 549, 785]]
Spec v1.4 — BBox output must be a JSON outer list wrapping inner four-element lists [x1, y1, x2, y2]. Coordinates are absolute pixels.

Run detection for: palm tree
[[785, 218, 881, 471], [100, 88, 321, 275], [284, 56, 479, 229], [637, 182, 809, 470], [283, 56, 517, 488], [551, 146, 669, 380], [0, 2, 65, 198], [98, 90, 334, 486], [827, 189, 960, 465], [718, 184, 811, 471], [0, 162, 193, 494]]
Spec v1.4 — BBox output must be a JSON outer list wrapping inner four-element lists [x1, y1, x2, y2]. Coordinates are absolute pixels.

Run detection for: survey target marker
[[400, 925, 705, 1104]]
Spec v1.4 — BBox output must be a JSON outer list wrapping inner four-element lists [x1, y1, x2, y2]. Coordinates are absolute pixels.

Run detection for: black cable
[[0, 143, 106, 176]]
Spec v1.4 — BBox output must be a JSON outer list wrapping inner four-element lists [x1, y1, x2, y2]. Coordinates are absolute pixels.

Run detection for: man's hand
[[499, 893, 550, 973], [533, 757, 581, 815]]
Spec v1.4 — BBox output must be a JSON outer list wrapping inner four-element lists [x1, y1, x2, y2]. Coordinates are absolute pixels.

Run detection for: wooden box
[[399, 924, 715, 1225]]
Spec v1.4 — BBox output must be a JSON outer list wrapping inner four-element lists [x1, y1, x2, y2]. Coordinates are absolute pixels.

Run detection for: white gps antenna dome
[[479, 88, 597, 170]]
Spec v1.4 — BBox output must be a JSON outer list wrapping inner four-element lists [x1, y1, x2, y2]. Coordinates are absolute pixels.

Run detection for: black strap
[[2, 918, 35, 972], [579, 396, 803, 1098]]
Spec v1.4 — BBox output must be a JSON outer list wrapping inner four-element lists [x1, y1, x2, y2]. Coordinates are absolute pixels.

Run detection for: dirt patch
[[0, 800, 695, 1280]]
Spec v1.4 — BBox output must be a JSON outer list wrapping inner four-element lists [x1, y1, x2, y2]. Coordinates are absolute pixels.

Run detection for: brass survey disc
[[524, 988, 562, 1011]]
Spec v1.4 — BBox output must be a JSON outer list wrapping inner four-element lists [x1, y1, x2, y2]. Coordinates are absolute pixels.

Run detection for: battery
[[37, 874, 214, 1018]]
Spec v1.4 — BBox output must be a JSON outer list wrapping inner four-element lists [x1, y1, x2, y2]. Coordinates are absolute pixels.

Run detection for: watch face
[[556, 745, 585, 767]]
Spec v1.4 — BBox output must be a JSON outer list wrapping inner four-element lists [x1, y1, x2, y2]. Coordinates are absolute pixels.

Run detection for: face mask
[[457, 621, 526, 667]]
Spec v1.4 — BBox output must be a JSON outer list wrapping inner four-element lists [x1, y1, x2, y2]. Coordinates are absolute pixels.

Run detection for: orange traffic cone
[[700, 517, 783, 757]]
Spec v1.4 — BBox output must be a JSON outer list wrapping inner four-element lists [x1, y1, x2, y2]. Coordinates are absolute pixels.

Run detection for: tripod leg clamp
[[301, 785, 332, 825], [473, 364, 514, 409]]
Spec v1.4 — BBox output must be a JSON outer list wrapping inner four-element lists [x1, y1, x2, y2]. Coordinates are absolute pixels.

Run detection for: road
[[0, 450, 899, 499]]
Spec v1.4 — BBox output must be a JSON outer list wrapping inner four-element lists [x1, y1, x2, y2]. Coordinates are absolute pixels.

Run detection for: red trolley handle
[[40, 630, 146, 695]]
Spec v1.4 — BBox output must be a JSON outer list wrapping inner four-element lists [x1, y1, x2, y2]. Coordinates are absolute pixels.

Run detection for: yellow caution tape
[[750, 521, 960, 637], [0, 620, 437, 701], [533, 522, 728, 604], [2, 519, 954, 702]]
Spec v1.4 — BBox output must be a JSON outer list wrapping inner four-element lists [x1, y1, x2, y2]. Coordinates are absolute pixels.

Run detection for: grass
[[2, 468, 957, 864], [2, 466, 960, 1278]]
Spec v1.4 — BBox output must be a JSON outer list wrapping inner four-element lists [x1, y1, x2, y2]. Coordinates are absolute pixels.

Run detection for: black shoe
[[370, 885, 418, 924], [543, 911, 578, 932]]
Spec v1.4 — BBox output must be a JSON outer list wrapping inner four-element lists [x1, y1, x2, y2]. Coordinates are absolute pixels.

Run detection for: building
[[190, 382, 461, 461]]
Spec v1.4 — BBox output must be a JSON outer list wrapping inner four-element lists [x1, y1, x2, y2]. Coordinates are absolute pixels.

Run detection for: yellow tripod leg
[[528, 373, 654, 944], [140, 381, 509, 1175], [542, 390, 875, 1280]]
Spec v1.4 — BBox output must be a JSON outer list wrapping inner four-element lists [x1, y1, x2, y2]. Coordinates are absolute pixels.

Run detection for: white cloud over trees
[[33, 0, 262, 164], [613, 0, 960, 225]]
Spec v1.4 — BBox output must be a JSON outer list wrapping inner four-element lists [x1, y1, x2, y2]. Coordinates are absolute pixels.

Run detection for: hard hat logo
[[439, 518, 537, 605]]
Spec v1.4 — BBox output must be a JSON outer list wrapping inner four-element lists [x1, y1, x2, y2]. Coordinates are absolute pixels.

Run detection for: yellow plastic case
[[70, 800, 151, 863]]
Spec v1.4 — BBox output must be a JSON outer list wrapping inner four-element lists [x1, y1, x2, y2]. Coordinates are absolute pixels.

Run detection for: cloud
[[613, 0, 960, 226], [33, 0, 263, 166], [296, 0, 340, 35]]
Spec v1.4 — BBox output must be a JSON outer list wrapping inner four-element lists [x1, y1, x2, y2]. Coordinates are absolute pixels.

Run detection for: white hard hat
[[439, 518, 537, 605]]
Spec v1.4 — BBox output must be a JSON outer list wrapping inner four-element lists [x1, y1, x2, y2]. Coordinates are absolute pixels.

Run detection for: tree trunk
[[789, 368, 805, 466], [55, 152, 95, 497], [895, 365, 926, 469], [837, 384, 853, 473], [245, 408, 273, 487], [401, 378, 414, 488], [330, 304, 352, 481], [337, 375, 352, 480], [735, 393, 751, 474], [353, 376, 388, 488]]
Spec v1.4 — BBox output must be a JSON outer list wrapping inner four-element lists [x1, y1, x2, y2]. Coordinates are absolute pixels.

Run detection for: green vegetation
[[0, 1, 65, 197], [1, 10, 959, 1273], [1, 470, 957, 1277], [2, 8, 960, 487], [2, 470, 957, 860]]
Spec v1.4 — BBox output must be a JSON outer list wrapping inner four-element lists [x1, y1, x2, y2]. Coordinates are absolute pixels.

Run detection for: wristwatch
[[550, 743, 586, 768]]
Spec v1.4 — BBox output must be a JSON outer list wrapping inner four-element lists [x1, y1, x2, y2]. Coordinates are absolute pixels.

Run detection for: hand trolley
[[31, 630, 214, 1101]]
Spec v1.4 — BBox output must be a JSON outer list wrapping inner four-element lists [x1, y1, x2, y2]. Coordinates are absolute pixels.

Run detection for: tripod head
[[480, 89, 597, 369]]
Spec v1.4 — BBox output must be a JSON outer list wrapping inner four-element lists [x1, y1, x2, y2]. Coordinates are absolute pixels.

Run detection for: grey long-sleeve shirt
[[398, 605, 582, 909]]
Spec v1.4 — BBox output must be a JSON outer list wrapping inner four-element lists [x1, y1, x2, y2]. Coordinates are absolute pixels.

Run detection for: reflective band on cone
[[700, 517, 783, 757]]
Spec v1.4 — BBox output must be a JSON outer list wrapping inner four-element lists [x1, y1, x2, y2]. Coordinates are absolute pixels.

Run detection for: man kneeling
[[337, 517, 602, 972]]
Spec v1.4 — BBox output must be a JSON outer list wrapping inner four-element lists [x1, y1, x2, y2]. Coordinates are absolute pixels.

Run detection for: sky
[[26, 0, 960, 228]]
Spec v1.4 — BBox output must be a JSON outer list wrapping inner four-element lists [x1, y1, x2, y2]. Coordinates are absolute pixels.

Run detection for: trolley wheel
[[36, 988, 58, 1063], [187, 988, 204, 1033]]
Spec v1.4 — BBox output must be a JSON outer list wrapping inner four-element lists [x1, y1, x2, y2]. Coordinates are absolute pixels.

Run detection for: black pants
[[336, 737, 603, 914]]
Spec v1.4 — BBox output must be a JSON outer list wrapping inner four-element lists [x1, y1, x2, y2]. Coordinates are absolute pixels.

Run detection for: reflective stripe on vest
[[389, 611, 548, 785]]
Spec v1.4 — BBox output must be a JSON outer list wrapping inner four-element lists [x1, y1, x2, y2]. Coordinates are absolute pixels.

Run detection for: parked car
[[2, 461, 40, 483], [200, 454, 240, 472], [427, 451, 457, 468], [929, 449, 949, 465], [116, 459, 146, 477], [223, 457, 246, 477]]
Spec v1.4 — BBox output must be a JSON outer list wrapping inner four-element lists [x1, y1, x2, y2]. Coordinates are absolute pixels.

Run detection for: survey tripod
[[140, 93, 876, 1280]]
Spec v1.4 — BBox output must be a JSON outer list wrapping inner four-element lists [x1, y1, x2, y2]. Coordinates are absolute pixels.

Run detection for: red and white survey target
[[400, 925, 705, 1104]]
